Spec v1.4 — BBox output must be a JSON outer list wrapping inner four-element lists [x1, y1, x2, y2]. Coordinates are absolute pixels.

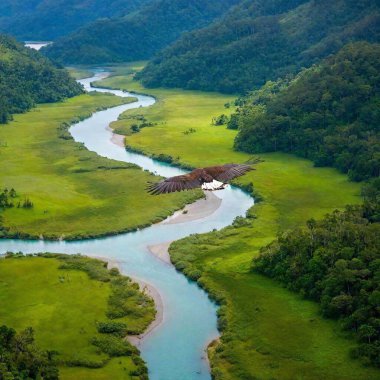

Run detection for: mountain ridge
[[43, 0, 240, 64], [138, 0, 380, 93]]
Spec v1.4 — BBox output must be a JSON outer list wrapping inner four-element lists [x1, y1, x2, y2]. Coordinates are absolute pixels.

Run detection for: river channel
[[0, 70, 254, 380]]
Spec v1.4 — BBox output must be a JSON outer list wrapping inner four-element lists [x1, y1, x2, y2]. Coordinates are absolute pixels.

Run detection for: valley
[[0, 1, 379, 378]]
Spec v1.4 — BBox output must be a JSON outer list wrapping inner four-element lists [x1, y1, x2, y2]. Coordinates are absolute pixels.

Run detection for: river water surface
[[0, 71, 254, 379]]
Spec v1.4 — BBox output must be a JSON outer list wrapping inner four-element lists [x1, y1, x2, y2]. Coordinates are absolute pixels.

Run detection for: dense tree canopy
[[138, 0, 380, 93], [0, 35, 83, 123], [253, 178, 380, 367], [0, 0, 149, 40], [0, 325, 59, 379], [233, 42, 380, 181], [43, 0, 240, 64]]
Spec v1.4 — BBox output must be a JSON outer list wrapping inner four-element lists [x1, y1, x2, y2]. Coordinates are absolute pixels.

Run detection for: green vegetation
[[91, 64, 237, 169], [0, 91, 200, 239], [234, 42, 380, 181], [0, 187, 34, 210], [66, 67, 93, 80], [110, 114, 155, 137], [138, 0, 380, 93], [0, 0, 149, 39], [0, 35, 83, 123], [94, 64, 379, 378], [254, 179, 380, 367], [0, 325, 59, 379], [0, 253, 153, 379], [43, 0, 240, 64], [0, 188, 17, 208]]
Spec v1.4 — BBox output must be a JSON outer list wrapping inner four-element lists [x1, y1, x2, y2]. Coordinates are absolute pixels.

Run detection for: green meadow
[[67, 67, 93, 80], [0, 92, 199, 239], [0, 253, 154, 379], [95, 64, 379, 379]]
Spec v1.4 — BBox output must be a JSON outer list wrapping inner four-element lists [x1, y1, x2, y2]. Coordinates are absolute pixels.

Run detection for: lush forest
[[43, 0, 240, 64], [233, 42, 380, 181], [138, 0, 380, 93], [0, 35, 83, 123], [0, 325, 59, 379], [0, 0, 149, 40], [253, 178, 380, 367]]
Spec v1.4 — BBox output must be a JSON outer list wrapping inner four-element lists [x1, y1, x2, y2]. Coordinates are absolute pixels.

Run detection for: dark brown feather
[[147, 172, 203, 195], [147, 164, 253, 195], [205, 164, 253, 182]]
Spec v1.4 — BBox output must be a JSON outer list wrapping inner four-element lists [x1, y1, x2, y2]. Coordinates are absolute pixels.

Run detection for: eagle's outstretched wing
[[205, 164, 253, 182], [147, 164, 253, 195], [147, 171, 202, 195]]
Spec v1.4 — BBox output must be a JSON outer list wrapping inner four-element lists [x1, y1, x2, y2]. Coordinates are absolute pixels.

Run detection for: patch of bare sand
[[110, 131, 125, 147], [161, 191, 222, 225], [148, 191, 222, 265], [148, 242, 172, 264]]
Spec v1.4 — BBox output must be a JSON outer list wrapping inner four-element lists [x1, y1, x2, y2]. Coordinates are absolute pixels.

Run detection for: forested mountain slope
[[138, 0, 380, 93], [233, 42, 380, 181], [43, 0, 240, 64], [0, 0, 149, 40], [0, 35, 83, 123], [254, 178, 380, 367]]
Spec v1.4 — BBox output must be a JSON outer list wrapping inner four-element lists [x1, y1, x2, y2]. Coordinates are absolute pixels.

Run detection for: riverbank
[[94, 63, 380, 379], [90, 254, 164, 347], [0, 253, 154, 379], [0, 69, 239, 380], [90, 175, 224, 340], [147, 191, 222, 265], [0, 91, 200, 239]]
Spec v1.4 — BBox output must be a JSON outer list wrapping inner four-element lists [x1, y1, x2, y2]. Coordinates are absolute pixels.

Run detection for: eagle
[[147, 163, 253, 195]]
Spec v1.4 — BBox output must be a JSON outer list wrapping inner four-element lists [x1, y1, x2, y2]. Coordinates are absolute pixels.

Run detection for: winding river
[[0, 71, 254, 380]]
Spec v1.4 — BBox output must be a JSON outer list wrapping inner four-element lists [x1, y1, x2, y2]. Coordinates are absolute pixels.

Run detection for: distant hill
[[0, 0, 149, 40], [138, 0, 380, 93], [43, 0, 240, 64], [0, 35, 83, 123], [233, 42, 380, 182]]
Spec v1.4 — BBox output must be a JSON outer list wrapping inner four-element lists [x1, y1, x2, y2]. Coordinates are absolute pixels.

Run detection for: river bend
[[0, 71, 254, 380]]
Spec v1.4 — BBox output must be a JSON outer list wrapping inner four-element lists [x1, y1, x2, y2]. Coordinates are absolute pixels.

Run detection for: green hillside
[[233, 42, 380, 181], [0, 34, 83, 123], [254, 179, 380, 368], [138, 0, 380, 93], [0, 0, 149, 40], [43, 0, 240, 64]]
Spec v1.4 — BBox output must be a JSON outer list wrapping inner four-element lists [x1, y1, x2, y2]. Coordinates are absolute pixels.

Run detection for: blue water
[[0, 72, 254, 380]]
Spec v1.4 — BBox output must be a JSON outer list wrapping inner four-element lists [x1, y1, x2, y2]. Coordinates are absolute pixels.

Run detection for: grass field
[[67, 66, 93, 80], [0, 92, 200, 239], [94, 64, 379, 379], [0, 253, 154, 379]]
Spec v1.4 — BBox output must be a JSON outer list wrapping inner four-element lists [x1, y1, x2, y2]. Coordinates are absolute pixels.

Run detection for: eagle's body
[[147, 164, 253, 195]]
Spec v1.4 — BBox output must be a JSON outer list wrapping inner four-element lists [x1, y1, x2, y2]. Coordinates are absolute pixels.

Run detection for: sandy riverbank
[[87, 255, 164, 347], [100, 126, 223, 351], [127, 277, 164, 347], [148, 191, 222, 264], [88, 184, 222, 345], [109, 126, 223, 266], [107, 126, 126, 147], [161, 191, 222, 224]]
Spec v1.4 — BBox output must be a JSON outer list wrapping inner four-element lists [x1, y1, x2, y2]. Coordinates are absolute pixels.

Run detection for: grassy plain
[[0, 254, 154, 379], [94, 64, 379, 379], [0, 92, 200, 239], [67, 66, 93, 80]]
